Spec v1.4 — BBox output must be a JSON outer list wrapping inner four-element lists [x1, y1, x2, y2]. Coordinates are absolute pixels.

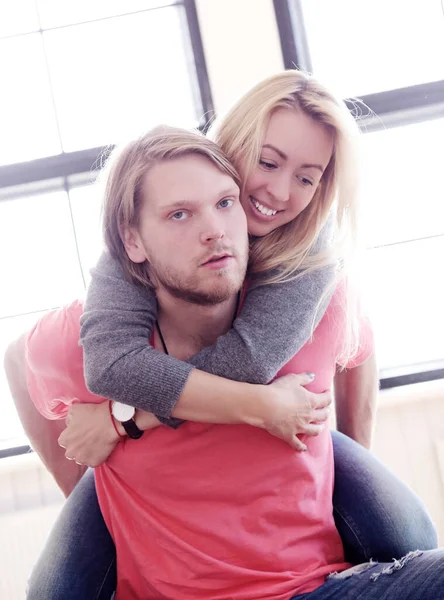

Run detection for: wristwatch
[[111, 401, 144, 440]]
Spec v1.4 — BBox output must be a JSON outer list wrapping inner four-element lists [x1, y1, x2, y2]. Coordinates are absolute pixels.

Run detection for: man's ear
[[122, 227, 146, 264]]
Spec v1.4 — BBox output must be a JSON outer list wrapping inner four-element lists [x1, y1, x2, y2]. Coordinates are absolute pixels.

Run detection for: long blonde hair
[[209, 70, 363, 364], [101, 125, 240, 287]]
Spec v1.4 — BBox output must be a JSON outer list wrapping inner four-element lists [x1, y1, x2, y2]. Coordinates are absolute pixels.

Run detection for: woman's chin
[[247, 218, 281, 237]]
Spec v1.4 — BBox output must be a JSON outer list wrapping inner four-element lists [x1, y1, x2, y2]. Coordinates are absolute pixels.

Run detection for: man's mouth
[[249, 196, 280, 217], [201, 253, 232, 267]]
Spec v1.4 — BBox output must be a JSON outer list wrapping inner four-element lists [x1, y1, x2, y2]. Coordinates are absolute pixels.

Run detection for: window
[[274, 0, 444, 380], [0, 0, 212, 451], [300, 0, 444, 98]]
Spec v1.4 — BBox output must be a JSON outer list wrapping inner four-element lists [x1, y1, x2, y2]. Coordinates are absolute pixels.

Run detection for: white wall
[[195, 0, 284, 115]]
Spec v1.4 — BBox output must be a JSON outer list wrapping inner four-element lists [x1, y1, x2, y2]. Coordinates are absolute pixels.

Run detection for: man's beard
[[148, 245, 248, 307]]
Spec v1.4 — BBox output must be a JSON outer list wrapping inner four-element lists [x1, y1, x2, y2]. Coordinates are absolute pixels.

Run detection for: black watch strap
[[122, 418, 144, 440]]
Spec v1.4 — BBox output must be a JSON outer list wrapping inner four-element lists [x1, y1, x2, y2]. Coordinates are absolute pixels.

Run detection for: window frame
[[0, 0, 213, 457], [0, 0, 213, 190], [273, 0, 444, 387]]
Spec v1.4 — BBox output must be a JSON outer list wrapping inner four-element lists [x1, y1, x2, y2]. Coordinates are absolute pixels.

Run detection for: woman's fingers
[[302, 423, 326, 437], [289, 435, 308, 452], [311, 390, 332, 409], [312, 406, 331, 423]]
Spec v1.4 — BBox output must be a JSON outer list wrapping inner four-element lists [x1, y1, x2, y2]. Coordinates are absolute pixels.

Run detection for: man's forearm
[[4, 335, 86, 497], [334, 352, 378, 449]]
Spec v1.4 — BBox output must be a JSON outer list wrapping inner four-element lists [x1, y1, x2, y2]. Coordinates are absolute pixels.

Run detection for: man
[[5, 127, 443, 600]]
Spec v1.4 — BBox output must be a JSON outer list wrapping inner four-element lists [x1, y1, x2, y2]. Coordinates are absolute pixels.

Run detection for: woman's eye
[[298, 176, 313, 187], [218, 198, 234, 209], [171, 211, 188, 221], [259, 159, 277, 170]]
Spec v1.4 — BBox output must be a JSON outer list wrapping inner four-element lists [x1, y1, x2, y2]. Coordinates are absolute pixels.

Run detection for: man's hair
[[100, 125, 240, 287]]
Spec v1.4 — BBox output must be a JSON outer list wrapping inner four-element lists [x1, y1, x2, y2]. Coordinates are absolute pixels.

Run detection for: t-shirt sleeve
[[25, 300, 105, 421], [342, 314, 374, 369], [333, 279, 375, 370]]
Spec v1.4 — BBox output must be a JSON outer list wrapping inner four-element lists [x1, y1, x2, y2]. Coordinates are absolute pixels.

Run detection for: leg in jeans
[[27, 469, 116, 600], [292, 548, 444, 600], [331, 430, 438, 563]]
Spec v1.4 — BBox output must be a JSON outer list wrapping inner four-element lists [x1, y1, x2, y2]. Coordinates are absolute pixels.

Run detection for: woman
[[19, 71, 436, 599]]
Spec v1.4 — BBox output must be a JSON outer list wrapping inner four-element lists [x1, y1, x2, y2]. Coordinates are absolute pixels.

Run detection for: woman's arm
[[57, 372, 333, 466], [80, 251, 335, 420], [334, 352, 378, 449]]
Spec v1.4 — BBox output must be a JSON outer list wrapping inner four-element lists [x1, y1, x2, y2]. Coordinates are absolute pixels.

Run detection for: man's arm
[[3, 334, 86, 497], [334, 351, 378, 449]]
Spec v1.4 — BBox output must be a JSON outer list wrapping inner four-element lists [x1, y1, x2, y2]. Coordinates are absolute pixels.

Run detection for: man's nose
[[200, 227, 225, 244]]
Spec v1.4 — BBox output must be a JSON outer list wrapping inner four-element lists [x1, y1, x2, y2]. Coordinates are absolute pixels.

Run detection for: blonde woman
[[10, 71, 436, 599]]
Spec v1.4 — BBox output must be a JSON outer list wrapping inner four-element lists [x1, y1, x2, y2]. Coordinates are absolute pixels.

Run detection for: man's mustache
[[199, 244, 236, 266]]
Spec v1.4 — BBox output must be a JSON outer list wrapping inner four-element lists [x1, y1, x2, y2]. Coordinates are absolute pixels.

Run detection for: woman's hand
[[251, 373, 332, 451], [58, 401, 161, 467]]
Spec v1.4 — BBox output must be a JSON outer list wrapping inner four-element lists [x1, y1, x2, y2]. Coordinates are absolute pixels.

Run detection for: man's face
[[126, 154, 249, 306]]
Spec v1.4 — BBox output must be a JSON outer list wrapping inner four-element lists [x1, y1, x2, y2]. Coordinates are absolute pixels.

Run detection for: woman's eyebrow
[[262, 143, 287, 160], [300, 163, 324, 173]]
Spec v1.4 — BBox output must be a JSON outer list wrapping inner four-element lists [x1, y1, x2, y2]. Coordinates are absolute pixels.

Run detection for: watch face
[[112, 401, 135, 423]]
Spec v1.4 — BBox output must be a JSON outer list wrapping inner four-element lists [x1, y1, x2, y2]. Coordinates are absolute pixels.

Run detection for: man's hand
[[252, 373, 332, 451], [58, 401, 122, 467], [58, 401, 163, 467]]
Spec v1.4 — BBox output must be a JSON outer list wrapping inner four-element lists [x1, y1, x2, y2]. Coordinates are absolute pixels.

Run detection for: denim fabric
[[292, 548, 444, 600], [27, 469, 116, 600], [331, 431, 438, 563], [27, 431, 438, 599]]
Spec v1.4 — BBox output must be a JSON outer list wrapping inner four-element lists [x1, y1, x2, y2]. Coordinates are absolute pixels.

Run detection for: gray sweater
[[80, 249, 334, 427]]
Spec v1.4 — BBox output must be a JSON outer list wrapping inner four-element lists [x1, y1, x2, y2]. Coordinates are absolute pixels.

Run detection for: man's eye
[[171, 211, 188, 221], [218, 198, 234, 209]]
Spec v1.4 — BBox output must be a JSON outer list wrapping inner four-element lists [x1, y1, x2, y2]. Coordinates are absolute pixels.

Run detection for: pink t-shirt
[[25, 287, 373, 600]]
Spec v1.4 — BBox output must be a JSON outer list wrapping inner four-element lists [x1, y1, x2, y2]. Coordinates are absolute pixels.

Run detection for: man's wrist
[[134, 409, 162, 431], [108, 402, 127, 438]]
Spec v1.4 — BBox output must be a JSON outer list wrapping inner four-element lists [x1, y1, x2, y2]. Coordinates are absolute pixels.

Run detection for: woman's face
[[239, 108, 334, 237]]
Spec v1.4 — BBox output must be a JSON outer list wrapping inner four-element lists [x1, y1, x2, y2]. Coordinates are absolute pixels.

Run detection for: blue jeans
[[27, 469, 116, 600], [291, 549, 444, 599], [27, 431, 438, 599]]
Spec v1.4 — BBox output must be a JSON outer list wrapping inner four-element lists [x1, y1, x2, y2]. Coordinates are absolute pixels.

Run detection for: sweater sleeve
[[187, 266, 334, 381], [80, 252, 192, 425], [81, 225, 335, 421]]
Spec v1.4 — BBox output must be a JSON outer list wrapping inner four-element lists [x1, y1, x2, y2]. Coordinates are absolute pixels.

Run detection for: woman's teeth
[[251, 197, 277, 216]]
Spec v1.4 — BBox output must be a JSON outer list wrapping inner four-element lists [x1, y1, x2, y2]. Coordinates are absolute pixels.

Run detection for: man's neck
[[155, 289, 239, 360]]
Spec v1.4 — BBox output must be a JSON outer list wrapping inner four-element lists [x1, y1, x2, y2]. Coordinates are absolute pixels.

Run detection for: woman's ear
[[122, 227, 146, 264]]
